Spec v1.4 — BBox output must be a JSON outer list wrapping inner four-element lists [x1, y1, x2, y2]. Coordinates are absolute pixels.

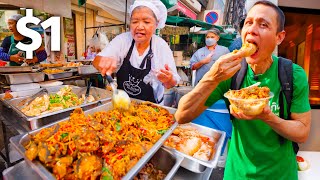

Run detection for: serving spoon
[[105, 75, 131, 110], [244, 82, 261, 89]]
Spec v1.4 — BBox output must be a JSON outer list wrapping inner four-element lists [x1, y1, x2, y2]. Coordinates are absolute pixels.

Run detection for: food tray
[[3, 73, 45, 84], [10, 100, 179, 180], [0, 66, 32, 73], [45, 71, 73, 80], [163, 123, 226, 173], [1, 85, 112, 121], [138, 147, 184, 180], [78, 65, 98, 75]]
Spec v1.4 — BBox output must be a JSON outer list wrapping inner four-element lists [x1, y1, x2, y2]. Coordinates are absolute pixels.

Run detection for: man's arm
[[264, 111, 311, 143], [191, 52, 214, 70], [231, 107, 311, 143], [175, 53, 243, 124]]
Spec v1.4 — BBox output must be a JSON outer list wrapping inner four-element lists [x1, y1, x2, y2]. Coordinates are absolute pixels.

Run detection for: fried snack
[[135, 163, 166, 180], [40, 63, 64, 68], [43, 68, 64, 74], [224, 86, 272, 116], [3, 91, 13, 100], [233, 42, 257, 57]]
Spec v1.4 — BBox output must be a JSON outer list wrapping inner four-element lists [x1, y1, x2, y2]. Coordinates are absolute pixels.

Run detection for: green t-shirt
[[205, 56, 310, 180]]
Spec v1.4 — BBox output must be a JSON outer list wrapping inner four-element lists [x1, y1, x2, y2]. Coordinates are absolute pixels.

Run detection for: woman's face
[[130, 7, 157, 44], [7, 19, 17, 33]]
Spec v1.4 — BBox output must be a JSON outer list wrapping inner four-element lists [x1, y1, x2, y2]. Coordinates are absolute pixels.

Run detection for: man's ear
[[276, 30, 286, 45]]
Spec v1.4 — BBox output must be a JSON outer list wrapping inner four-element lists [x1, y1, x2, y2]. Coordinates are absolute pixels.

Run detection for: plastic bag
[[88, 30, 109, 52]]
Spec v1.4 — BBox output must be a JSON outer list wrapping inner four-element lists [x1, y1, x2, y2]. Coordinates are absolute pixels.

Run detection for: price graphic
[[16, 9, 60, 59]]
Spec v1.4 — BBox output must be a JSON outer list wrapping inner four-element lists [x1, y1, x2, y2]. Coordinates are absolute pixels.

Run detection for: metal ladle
[[105, 75, 131, 110]]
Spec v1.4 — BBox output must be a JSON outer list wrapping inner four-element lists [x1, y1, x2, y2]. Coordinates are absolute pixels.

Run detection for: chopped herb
[[157, 129, 167, 135], [103, 176, 113, 180], [60, 133, 68, 139], [115, 122, 121, 132], [102, 167, 111, 174], [154, 108, 159, 112]]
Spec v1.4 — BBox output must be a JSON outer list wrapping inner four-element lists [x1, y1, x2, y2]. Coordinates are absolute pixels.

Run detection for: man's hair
[[252, 1, 285, 33], [206, 28, 220, 36]]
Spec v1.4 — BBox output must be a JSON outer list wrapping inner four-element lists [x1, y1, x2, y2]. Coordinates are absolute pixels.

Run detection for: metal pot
[[173, 86, 194, 108]]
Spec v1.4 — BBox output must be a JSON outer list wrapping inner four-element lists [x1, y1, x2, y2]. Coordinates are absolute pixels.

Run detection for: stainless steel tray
[[163, 123, 226, 173], [1, 85, 112, 121], [3, 73, 45, 84], [138, 147, 184, 180], [45, 71, 73, 80], [0, 66, 32, 73], [10, 101, 178, 180], [78, 65, 98, 75]]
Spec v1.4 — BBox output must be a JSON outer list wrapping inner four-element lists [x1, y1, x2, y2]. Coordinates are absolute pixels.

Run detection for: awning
[[167, 0, 197, 20], [161, 0, 177, 9], [0, 0, 72, 18], [166, 15, 223, 31]]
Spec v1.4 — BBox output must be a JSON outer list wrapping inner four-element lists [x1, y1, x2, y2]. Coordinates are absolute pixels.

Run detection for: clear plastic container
[[224, 92, 274, 116]]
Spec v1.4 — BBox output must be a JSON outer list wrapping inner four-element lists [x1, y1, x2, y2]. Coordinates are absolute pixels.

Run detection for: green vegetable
[[60, 133, 68, 139], [115, 122, 121, 132], [157, 129, 167, 135], [102, 167, 111, 174], [154, 108, 159, 112], [102, 167, 113, 180]]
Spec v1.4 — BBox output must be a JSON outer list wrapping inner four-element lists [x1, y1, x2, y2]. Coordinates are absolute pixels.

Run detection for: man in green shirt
[[175, 1, 311, 180]]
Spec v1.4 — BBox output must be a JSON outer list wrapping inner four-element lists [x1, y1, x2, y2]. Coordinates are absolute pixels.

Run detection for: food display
[[233, 42, 257, 57], [3, 91, 13, 100], [39, 63, 64, 68], [164, 125, 217, 161], [21, 86, 95, 116], [134, 163, 166, 180], [297, 156, 310, 171], [43, 68, 64, 74], [64, 62, 83, 67], [24, 101, 175, 179], [224, 86, 273, 116]]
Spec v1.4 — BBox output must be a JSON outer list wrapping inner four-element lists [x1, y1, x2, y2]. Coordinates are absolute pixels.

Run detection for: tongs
[[104, 75, 130, 110], [83, 81, 92, 104], [18, 89, 48, 108]]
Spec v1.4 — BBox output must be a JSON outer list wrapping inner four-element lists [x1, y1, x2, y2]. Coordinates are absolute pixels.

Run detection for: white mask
[[205, 38, 217, 46]]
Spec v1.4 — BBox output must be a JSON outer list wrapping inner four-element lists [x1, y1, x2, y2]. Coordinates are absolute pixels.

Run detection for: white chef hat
[[8, 14, 23, 22], [130, 0, 167, 29]]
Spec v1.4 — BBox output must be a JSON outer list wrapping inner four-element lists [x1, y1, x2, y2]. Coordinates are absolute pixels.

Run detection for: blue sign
[[205, 11, 219, 24]]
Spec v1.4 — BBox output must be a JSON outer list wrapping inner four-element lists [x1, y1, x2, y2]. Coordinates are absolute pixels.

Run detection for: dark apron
[[8, 36, 35, 66], [116, 39, 163, 103]]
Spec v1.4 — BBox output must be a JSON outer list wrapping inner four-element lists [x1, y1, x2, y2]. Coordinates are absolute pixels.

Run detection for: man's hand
[[230, 105, 273, 121], [200, 52, 243, 83], [93, 56, 117, 76], [201, 52, 214, 64], [25, 57, 38, 65], [157, 64, 176, 88]]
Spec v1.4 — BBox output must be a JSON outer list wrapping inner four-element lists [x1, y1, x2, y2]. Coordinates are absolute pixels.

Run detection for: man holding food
[[175, 1, 311, 179]]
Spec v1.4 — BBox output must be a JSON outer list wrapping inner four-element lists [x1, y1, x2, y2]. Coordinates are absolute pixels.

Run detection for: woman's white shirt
[[98, 32, 181, 104]]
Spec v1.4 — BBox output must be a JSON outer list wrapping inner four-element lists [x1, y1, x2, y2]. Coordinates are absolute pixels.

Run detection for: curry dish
[[24, 101, 174, 180]]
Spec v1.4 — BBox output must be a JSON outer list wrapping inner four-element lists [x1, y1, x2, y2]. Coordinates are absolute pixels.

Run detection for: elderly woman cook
[[93, 0, 180, 104]]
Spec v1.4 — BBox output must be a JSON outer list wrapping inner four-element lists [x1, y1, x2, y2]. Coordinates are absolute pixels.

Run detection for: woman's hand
[[157, 64, 176, 88], [93, 56, 117, 76], [9, 54, 24, 64]]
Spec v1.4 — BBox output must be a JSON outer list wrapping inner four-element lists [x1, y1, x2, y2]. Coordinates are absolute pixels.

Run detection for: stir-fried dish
[[164, 125, 217, 161], [24, 101, 175, 179], [226, 86, 270, 99], [134, 163, 166, 180], [21, 86, 95, 116]]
